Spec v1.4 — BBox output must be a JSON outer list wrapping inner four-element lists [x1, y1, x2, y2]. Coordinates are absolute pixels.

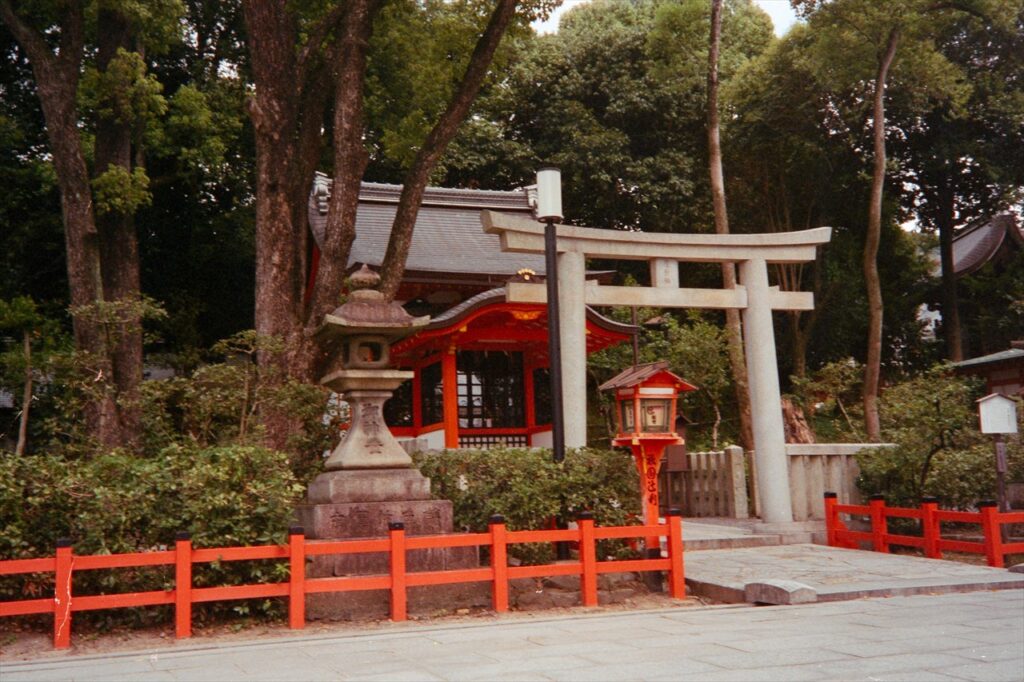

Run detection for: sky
[[532, 0, 800, 37]]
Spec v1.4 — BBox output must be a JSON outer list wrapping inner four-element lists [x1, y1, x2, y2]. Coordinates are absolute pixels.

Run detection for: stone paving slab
[[3, 591, 1021, 681], [685, 543, 1024, 603]]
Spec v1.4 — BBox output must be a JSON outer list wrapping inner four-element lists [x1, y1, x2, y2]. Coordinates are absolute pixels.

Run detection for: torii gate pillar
[[740, 258, 791, 523]]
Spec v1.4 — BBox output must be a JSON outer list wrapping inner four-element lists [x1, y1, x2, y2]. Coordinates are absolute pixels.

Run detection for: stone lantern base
[[295, 467, 485, 620]]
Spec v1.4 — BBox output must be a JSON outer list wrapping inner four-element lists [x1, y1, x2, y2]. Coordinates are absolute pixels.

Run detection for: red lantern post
[[600, 362, 697, 554]]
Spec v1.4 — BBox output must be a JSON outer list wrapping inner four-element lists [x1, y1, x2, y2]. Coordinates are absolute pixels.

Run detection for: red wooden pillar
[[869, 495, 889, 553], [288, 526, 306, 629], [921, 497, 941, 559], [824, 492, 838, 547], [442, 347, 459, 449], [578, 512, 598, 607], [489, 515, 509, 613], [665, 508, 685, 599], [980, 501, 1004, 568], [174, 532, 192, 639], [389, 522, 407, 621], [53, 538, 73, 649]]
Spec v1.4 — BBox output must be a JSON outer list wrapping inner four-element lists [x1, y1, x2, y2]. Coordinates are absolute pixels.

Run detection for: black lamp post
[[536, 167, 565, 464]]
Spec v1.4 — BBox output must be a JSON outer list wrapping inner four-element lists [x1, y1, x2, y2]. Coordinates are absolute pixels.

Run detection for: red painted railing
[[824, 492, 1024, 567], [0, 511, 685, 650]]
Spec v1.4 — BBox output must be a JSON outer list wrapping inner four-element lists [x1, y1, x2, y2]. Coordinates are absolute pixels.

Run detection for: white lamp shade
[[536, 167, 563, 222]]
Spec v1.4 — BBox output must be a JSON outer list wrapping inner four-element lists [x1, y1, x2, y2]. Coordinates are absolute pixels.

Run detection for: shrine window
[[420, 361, 444, 425], [383, 377, 413, 427], [457, 351, 525, 428], [532, 367, 551, 426]]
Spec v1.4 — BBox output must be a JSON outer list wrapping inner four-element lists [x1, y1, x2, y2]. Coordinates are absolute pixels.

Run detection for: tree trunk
[[863, 28, 900, 443], [0, 1, 124, 446], [15, 330, 31, 456], [93, 9, 143, 447], [707, 0, 754, 452], [378, 0, 519, 301], [936, 169, 963, 361]]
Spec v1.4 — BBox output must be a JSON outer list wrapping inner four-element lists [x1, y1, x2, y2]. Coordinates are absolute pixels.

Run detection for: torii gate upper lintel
[[480, 209, 833, 526]]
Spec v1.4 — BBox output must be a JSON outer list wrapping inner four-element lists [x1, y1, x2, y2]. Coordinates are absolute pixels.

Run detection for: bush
[[414, 447, 641, 564], [0, 444, 303, 624], [856, 367, 1024, 510]]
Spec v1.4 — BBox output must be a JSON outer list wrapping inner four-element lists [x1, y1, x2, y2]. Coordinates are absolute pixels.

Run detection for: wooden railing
[[0, 512, 685, 650], [662, 446, 748, 518], [824, 493, 1024, 567]]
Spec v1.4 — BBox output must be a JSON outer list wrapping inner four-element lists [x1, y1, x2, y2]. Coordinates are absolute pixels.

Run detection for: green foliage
[[414, 447, 641, 563], [0, 443, 301, 622], [855, 367, 1023, 508], [90, 164, 153, 215], [79, 48, 168, 126]]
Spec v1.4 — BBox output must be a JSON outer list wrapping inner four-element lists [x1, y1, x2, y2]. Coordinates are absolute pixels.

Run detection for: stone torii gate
[[481, 210, 832, 526]]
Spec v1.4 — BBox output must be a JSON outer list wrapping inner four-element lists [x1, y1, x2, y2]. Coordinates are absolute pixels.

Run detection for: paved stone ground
[[3, 590, 1021, 681], [685, 544, 1024, 603]]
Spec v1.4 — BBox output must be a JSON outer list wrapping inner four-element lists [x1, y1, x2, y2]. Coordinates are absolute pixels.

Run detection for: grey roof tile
[[309, 174, 547, 277]]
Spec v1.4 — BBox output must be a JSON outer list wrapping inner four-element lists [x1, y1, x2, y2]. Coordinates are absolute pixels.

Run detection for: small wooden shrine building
[[307, 174, 635, 449]]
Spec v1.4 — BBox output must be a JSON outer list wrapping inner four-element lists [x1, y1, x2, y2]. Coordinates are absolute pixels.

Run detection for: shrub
[[856, 367, 1024, 510], [414, 447, 641, 563], [0, 444, 303, 624]]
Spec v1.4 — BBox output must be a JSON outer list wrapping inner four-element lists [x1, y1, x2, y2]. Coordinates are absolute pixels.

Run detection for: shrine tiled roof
[[953, 348, 1024, 370], [945, 213, 1023, 277], [423, 287, 637, 336], [308, 173, 547, 278]]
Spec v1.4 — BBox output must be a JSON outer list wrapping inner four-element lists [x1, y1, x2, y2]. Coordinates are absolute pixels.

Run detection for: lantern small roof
[[599, 361, 698, 392], [977, 392, 1017, 406]]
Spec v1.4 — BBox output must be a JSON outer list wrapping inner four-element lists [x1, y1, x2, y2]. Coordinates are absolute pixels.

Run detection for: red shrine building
[[307, 173, 635, 449]]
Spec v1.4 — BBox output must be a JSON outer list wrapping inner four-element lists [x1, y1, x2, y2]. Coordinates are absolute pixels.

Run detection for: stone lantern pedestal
[[295, 266, 479, 619]]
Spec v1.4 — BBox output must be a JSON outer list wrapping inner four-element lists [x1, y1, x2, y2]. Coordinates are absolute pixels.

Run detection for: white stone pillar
[[650, 259, 679, 288], [558, 249, 587, 448], [739, 258, 794, 524]]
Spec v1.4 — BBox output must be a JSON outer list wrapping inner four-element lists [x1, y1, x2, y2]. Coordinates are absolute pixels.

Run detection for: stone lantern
[[315, 264, 428, 470], [600, 361, 697, 548], [298, 265, 475, 619]]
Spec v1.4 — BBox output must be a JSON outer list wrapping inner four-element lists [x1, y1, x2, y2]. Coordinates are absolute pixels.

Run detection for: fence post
[[388, 522, 407, 621], [869, 494, 889, 553], [725, 445, 749, 519], [288, 526, 306, 630], [824, 492, 838, 547], [666, 508, 685, 599], [174, 532, 192, 639], [979, 501, 1004, 568], [53, 538, 73, 649], [489, 515, 509, 613], [578, 512, 598, 607], [921, 497, 941, 560]]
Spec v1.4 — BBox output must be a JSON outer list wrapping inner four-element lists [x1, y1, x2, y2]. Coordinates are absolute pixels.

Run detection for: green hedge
[[414, 447, 642, 564], [0, 445, 303, 624]]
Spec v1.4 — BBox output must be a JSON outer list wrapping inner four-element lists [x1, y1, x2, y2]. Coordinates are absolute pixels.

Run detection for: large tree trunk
[[707, 0, 754, 452], [93, 9, 144, 447], [936, 169, 963, 361], [378, 0, 519, 300], [0, 1, 124, 446], [863, 28, 900, 442]]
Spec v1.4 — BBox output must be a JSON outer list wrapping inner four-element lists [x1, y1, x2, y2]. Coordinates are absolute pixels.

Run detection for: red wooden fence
[[0, 511, 685, 650], [824, 492, 1024, 567]]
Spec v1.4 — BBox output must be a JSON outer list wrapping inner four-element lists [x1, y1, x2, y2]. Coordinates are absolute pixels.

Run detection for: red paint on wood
[[389, 526, 407, 622], [53, 543, 72, 649], [175, 536, 192, 638], [289, 530, 305, 630]]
